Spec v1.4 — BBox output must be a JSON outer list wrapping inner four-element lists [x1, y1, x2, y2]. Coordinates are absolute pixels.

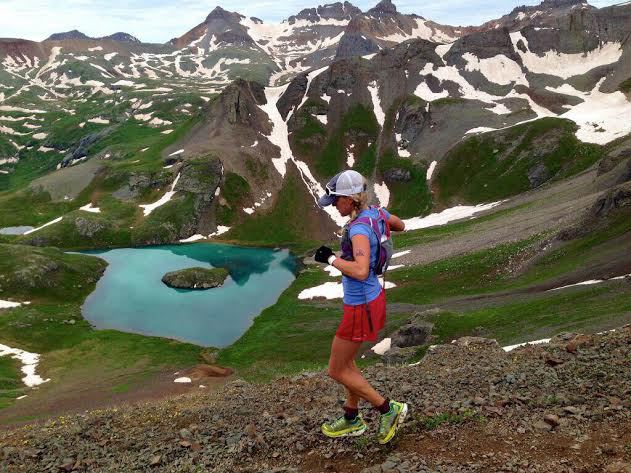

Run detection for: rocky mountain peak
[[509, 0, 588, 16], [288, 2, 361, 24], [45, 30, 140, 43], [205, 6, 243, 23], [367, 0, 398, 16], [102, 32, 140, 43], [45, 30, 90, 41], [541, 0, 587, 8]]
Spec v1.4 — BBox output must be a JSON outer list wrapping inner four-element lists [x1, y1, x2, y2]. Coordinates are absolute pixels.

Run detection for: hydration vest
[[340, 206, 393, 276]]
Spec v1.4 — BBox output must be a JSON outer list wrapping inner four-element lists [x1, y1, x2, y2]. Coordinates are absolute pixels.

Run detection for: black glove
[[314, 245, 334, 264]]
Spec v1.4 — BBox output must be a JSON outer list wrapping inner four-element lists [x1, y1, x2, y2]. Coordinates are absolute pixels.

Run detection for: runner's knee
[[328, 364, 345, 381]]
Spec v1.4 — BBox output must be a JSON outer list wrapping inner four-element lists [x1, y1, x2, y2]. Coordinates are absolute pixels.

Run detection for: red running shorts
[[336, 289, 386, 342]]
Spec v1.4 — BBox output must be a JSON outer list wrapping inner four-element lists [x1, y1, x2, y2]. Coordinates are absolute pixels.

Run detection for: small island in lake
[[161, 267, 229, 290]]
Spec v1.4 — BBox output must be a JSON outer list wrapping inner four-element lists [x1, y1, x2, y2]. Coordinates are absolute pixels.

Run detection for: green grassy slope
[[435, 118, 605, 205]]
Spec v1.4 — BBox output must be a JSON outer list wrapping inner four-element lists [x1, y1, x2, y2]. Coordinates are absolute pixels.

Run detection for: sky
[[0, 0, 623, 44]]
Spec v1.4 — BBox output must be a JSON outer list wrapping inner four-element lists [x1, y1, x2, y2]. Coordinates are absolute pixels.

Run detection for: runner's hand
[[314, 246, 334, 264]]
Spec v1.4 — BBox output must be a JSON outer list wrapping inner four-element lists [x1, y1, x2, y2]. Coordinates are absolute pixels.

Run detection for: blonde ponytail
[[349, 191, 369, 222]]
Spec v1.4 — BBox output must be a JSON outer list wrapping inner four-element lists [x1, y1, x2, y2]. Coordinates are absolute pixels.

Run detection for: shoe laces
[[330, 415, 351, 429], [379, 407, 395, 431]]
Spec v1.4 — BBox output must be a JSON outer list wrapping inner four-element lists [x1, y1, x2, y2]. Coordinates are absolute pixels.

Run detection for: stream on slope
[[80, 243, 297, 347]]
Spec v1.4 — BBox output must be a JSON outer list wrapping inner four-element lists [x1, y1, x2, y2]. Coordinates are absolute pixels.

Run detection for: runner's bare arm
[[388, 214, 405, 232], [331, 234, 370, 280]]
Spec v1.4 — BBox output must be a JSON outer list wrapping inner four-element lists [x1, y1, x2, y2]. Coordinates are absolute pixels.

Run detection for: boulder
[[162, 267, 229, 290], [382, 346, 419, 365], [527, 163, 550, 188], [384, 167, 412, 183], [390, 317, 434, 348], [74, 216, 109, 238]]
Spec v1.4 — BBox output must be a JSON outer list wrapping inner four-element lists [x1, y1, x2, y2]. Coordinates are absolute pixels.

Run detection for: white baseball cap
[[318, 170, 367, 207]]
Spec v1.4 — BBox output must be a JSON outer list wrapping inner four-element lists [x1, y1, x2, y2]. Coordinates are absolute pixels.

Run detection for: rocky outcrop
[[113, 171, 169, 201], [288, 1, 360, 23], [162, 267, 229, 289], [217, 80, 269, 129], [62, 127, 115, 166], [557, 181, 631, 240], [367, 0, 398, 17], [390, 316, 434, 348], [162, 268, 228, 289], [74, 216, 111, 238], [176, 157, 223, 234], [335, 26, 381, 59], [0, 243, 107, 297], [277, 74, 308, 120]]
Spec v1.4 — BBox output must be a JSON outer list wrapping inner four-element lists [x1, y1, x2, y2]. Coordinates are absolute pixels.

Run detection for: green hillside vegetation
[[378, 151, 432, 218], [0, 188, 76, 228], [313, 104, 379, 178], [435, 118, 605, 205], [0, 356, 22, 409], [618, 77, 631, 93], [0, 244, 201, 422], [225, 170, 319, 252], [0, 90, 205, 192], [215, 172, 253, 226]]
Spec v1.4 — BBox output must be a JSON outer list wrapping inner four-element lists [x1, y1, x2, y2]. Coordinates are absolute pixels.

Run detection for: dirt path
[[0, 366, 232, 429], [397, 167, 607, 268]]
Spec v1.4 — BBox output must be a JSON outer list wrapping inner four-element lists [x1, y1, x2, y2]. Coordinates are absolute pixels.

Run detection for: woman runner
[[314, 170, 408, 444]]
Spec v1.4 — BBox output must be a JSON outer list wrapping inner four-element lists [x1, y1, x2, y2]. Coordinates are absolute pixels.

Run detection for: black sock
[[343, 406, 359, 421], [376, 399, 390, 414]]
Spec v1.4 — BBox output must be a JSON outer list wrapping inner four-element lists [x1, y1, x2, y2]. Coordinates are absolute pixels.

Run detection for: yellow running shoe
[[377, 400, 408, 444], [321, 414, 367, 438]]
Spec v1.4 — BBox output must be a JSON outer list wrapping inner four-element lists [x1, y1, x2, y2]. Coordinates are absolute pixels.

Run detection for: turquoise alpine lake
[[80, 244, 297, 347]]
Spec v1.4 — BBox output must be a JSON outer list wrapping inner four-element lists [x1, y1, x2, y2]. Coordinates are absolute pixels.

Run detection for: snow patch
[[0, 343, 50, 387], [462, 53, 527, 86], [298, 281, 396, 300], [392, 250, 410, 259], [555, 78, 631, 144], [404, 202, 503, 231], [23, 217, 63, 235], [80, 203, 100, 213], [426, 161, 437, 180], [367, 81, 385, 127], [503, 338, 551, 352], [0, 300, 24, 309], [140, 173, 181, 216], [373, 182, 390, 208], [548, 273, 630, 292], [371, 338, 391, 355], [179, 234, 205, 243], [509, 33, 622, 79], [88, 117, 109, 124], [209, 226, 230, 237]]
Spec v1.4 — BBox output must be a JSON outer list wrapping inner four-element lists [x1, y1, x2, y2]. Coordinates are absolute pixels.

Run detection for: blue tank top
[[341, 207, 391, 305]]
